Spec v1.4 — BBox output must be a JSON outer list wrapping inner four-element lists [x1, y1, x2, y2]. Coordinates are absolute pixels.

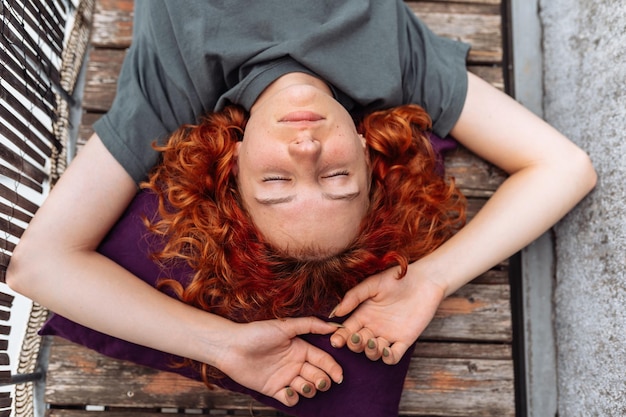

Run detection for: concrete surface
[[540, 0, 626, 415]]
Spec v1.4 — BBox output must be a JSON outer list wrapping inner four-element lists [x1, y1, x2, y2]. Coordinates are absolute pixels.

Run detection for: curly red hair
[[143, 104, 465, 381], [144, 103, 465, 322]]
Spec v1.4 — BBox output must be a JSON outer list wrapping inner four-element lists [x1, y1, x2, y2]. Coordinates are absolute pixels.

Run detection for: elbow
[[574, 148, 598, 196], [6, 238, 41, 298]]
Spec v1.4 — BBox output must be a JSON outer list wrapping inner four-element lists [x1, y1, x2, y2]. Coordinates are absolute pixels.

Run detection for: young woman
[[6, 0, 596, 415], [38, 100, 465, 416]]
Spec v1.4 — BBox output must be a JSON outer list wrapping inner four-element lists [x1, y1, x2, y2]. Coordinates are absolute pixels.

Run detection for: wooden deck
[[45, 1, 515, 416]]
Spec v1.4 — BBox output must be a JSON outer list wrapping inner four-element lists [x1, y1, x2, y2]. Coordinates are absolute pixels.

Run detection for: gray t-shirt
[[94, 0, 470, 183]]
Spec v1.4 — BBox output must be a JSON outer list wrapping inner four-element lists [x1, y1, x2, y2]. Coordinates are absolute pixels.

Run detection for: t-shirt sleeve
[[401, 6, 470, 138], [93, 0, 208, 184]]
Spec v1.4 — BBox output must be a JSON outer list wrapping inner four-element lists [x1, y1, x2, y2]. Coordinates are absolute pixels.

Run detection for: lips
[[279, 111, 325, 123]]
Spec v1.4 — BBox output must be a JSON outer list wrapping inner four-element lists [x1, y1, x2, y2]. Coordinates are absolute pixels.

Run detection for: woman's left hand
[[328, 262, 446, 364]]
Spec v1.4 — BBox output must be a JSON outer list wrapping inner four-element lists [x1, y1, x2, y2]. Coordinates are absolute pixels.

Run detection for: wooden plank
[[45, 338, 271, 411], [445, 148, 508, 197], [90, 0, 134, 48], [399, 357, 515, 416], [46, 337, 513, 415], [77, 112, 102, 148], [409, 2, 503, 64], [424, 283, 512, 342], [414, 342, 512, 360], [46, 409, 289, 417], [47, 409, 289, 417], [82, 48, 126, 112]]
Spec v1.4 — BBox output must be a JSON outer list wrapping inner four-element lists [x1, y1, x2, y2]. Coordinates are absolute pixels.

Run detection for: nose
[[288, 133, 322, 161]]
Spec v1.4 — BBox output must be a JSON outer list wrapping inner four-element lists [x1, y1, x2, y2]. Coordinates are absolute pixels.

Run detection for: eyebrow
[[255, 191, 361, 205]]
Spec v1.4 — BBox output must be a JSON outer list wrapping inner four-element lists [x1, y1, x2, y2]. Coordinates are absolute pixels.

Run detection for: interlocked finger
[[299, 361, 332, 393], [347, 327, 377, 354], [365, 336, 391, 361], [289, 375, 316, 398]]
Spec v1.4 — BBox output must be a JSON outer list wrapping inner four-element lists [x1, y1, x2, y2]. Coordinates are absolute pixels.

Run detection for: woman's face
[[235, 73, 371, 257]]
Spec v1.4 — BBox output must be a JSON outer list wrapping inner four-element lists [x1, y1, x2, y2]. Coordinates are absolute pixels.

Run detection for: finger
[[329, 314, 367, 349], [365, 336, 390, 362], [328, 278, 378, 319], [285, 317, 345, 337], [276, 386, 300, 407], [299, 362, 332, 392], [289, 375, 316, 399], [303, 341, 344, 385], [329, 325, 351, 349], [382, 341, 411, 365], [347, 327, 376, 354]]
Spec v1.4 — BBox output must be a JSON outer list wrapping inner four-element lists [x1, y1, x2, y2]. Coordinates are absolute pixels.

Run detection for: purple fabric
[[429, 132, 457, 176], [40, 190, 415, 416]]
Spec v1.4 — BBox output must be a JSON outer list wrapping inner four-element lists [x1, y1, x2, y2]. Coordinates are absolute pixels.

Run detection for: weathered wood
[[400, 357, 515, 416], [46, 339, 269, 411], [414, 342, 512, 360], [90, 0, 134, 48], [445, 148, 508, 197], [410, 3, 503, 64], [425, 283, 512, 342], [471, 263, 509, 285], [46, 337, 513, 416], [82, 48, 125, 113], [47, 411, 290, 417]]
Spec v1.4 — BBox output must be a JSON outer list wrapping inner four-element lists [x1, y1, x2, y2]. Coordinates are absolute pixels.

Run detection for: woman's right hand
[[213, 318, 344, 407]]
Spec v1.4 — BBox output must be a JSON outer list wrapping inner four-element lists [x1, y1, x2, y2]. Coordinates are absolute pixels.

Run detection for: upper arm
[[450, 72, 589, 175], [13, 134, 137, 257]]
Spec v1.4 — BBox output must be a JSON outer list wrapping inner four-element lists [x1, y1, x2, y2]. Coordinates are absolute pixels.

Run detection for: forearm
[[9, 244, 231, 366]]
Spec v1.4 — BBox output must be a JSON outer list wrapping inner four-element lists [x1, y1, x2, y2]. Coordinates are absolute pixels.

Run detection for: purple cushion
[[40, 190, 415, 416]]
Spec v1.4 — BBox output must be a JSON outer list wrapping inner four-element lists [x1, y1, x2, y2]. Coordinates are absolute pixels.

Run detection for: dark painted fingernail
[[383, 347, 390, 357], [317, 380, 327, 390], [286, 387, 295, 397], [351, 333, 361, 344], [302, 384, 312, 394], [367, 339, 376, 349]]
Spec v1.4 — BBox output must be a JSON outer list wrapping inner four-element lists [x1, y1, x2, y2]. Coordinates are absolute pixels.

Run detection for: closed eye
[[323, 170, 349, 178], [262, 176, 291, 182]]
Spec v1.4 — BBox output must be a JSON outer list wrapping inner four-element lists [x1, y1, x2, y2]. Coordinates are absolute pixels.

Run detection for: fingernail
[[302, 384, 312, 394], [337, 375, 344, 384], [317, 380, 327, 390], [327, 322, 345, 328], [328, 305, 339, 319], [367, 339, 376, 349], [350, 333, 361, 344], [383, 347, 390, 357], [286, 387, 295, 397]]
